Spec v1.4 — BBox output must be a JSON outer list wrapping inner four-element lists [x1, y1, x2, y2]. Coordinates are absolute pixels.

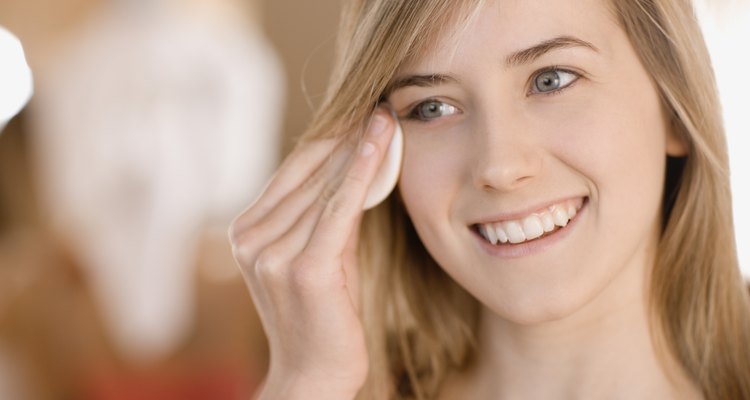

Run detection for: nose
[[471, 115, 543, 192]]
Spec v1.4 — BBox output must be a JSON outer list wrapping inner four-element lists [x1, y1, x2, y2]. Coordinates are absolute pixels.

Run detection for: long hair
[[612, 1, 750, 399], [298, 0, 750, 398]]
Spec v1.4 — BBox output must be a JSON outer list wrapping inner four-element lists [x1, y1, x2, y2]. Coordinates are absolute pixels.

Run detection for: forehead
[[399, 0, 619, 74]]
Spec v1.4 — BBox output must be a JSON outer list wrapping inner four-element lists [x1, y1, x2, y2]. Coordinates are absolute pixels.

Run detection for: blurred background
[[0, 0, 341, 398], [0, 0, 747, 399]]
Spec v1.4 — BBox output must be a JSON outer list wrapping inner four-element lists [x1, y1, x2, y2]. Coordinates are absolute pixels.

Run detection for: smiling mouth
[[472, 197, 587, 246]]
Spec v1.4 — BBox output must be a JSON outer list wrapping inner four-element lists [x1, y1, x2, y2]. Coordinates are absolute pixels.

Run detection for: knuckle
[[231, 240, 259, 271], [230, 225, 267, 267], [301, 167, 325, 192], [343, 171, 368, 188], [318, 183, 338, 206], [324, 193, 355, 219], [255, 249, 283, 272], [254, 247, 290, 281]]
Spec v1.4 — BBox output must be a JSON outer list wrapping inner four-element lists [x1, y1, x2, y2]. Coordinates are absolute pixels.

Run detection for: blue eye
[[408, 100, 458, 121], [530, 69, 579, 94]]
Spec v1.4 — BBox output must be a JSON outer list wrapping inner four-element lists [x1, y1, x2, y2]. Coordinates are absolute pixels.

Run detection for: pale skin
[[230, 0, 705, 399], [229, 112, 396, 399]]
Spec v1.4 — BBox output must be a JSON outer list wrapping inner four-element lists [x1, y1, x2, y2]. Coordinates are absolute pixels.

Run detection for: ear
[[363, 114, 404, 210], [666, 117, 688, 157]]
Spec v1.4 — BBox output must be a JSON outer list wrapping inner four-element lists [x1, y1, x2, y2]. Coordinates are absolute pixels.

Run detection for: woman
[[229, 0, 750, 398]]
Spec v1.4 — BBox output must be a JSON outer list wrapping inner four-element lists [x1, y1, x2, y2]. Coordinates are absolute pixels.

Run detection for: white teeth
[[540, 212, 555, 232], [477, 199, 582, 245], [485, 223, 498, 245], [552, 206, 570, 227], [521, 215, 544, 240], [568, 204, 577, 219], [494, 223, 509, 243], [481, 223, 509, 244], [478, 224, 490, 242], [504, 221, 526, 244]]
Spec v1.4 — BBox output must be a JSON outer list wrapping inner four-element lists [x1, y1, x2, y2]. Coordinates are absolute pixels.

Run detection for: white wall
[[696, 1, 750, 276]]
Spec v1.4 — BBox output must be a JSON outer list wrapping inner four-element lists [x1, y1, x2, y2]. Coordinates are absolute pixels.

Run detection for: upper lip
[[469, 195, 588, 225]]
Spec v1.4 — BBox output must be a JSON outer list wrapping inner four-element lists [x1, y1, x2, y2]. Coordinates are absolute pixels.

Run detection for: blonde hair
[[299, 0, 750, 398]]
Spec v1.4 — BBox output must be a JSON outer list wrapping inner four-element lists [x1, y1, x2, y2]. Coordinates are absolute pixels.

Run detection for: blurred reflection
[[1, 0, 284, 398], [29, 0, 283, 364]]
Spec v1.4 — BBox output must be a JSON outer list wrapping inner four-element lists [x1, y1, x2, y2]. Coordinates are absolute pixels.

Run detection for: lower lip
[[471, 198, 588, 259]]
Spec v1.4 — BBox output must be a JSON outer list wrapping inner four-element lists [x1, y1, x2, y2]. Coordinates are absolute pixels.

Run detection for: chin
[[481, 280, 602, 326]]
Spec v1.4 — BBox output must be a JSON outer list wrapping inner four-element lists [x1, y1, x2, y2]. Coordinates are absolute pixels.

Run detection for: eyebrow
[[385, 35, 598, 95], [505, 35, 599, 67], [385, 74, 459, 96]]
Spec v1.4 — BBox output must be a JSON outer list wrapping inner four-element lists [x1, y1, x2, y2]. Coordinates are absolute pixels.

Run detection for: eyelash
[[403, 66, 582, 122], [526, 66, 581, 96], [404, 99, 457, 122]]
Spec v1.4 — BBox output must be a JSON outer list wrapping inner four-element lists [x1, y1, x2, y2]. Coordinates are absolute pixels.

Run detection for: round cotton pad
[[363, 116, 403, 210], [0, 26, 33, 126]]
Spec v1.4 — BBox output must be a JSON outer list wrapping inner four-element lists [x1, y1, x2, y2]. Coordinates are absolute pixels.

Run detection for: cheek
[[553, 80, 668, 243], [398, 132, 466, 235], [538, 82, 665, 179], [597, 94, 666, 194]]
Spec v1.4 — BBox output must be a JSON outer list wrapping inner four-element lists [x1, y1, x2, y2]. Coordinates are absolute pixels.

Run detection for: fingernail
[[368, 114, 388, 136], [360, 142, 376, 157]]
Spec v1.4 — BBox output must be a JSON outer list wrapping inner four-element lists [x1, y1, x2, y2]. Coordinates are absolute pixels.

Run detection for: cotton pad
[[363, 116, 403, 210], [0, 26, 33, 128]]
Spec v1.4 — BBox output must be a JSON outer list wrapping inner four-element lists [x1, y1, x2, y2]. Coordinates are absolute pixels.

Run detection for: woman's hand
[[228, 108, 396, 399]]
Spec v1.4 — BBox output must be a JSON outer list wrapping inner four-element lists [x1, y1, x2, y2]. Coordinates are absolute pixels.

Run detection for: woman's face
[[389, 0, 684, 324]]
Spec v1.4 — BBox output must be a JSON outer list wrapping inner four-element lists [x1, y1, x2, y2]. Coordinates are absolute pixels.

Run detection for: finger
[[230, 137, 353, 239], [232, 109, 391, 245], [235, 198, 326, 326], [231, 137, 347, 232], [231, 137, 354, 254], [304, 109, 395, 267], [259, 192, 327, 269], [247, 197, 326, 301]]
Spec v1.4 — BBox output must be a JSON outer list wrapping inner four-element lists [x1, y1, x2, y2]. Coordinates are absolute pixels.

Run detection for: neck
[[475, 286, 666, 399], [441, 228, 702, 400]]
